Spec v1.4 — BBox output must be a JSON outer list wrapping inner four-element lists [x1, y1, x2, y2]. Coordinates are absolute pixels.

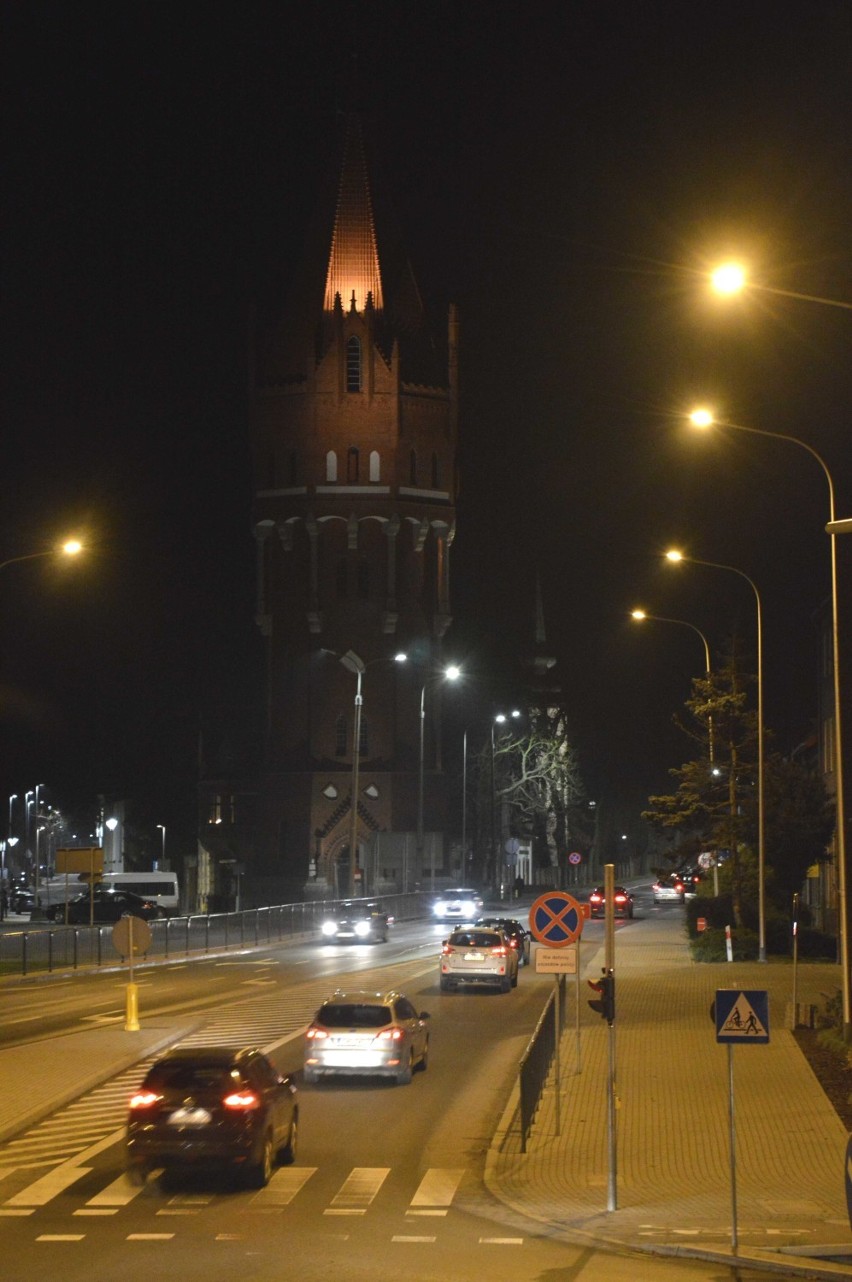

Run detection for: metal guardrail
[[0, 892, 431, 979], [518, 974, 566, 1152]]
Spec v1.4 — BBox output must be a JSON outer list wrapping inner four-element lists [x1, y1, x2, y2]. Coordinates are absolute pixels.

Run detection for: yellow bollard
[[125, 982, 140, 1032]]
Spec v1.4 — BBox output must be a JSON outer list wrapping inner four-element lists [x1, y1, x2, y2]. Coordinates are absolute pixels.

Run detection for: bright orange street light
[[708, 261, 852, 311], [0, 538, 84, 574]]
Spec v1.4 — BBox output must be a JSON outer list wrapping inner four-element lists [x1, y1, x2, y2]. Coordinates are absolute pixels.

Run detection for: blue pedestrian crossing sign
[[715, 989, 770, 1044]]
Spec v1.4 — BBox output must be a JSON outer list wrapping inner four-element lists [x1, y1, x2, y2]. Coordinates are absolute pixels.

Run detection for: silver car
[[439, 927, 519, 992], [303, 990, 430, 1085]]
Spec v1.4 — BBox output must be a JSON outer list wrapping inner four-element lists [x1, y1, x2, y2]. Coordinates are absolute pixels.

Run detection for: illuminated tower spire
[[323, 116, 383, 314]]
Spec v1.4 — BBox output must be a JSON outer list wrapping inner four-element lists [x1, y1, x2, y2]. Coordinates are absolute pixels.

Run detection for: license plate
[[464, 951, 484, 961], [167, 1107, 211, 1126], [330, 1035, 366, 1047]]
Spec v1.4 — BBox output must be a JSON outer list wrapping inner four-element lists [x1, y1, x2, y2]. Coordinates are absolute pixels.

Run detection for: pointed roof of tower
[[525, 572, 558, 679], [256, 114, 446, 390], [323, 116, 384, 313]]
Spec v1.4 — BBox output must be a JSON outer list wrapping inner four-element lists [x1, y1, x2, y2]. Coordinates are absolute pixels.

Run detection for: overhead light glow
[[710, 262, 746, 295]]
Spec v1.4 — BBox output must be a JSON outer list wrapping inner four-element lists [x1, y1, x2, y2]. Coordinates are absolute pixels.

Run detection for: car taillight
[[129, 1090, 161, 1110], [508, 938, 520, 949], [376, 1027, 404, 1042], [590, 894, 602, 903], [615, 894, 627, 903], [223, 1090, 260, 1110], [441, 944, 455, 955], [491, 945, 509, 957], [675, 882, 684, 892], [306, 1026, 328, 1040]]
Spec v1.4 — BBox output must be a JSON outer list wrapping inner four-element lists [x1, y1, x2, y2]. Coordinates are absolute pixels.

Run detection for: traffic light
[[588, 969, 615, 1024]]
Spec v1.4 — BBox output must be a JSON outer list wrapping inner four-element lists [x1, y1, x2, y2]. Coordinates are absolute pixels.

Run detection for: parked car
[[475, 916, 531, 965], [439, 926, 519, 992], [45, 887, 162, 924], [432, 887, 483, 922], [304, 990, 430, 1085], [126, 1045, 297, 1187], [588, 886, 634, 919], [8, 886, 34, 914], [652, 878, 685, 904], [319, 900, 389, 943]]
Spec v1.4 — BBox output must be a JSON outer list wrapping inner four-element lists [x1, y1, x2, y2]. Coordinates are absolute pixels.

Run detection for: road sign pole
[[554, 975, 561, 1138], [603, 863, 617, 1211], [575, 938, 582, 1073], [728, 1043, 738, 1250]]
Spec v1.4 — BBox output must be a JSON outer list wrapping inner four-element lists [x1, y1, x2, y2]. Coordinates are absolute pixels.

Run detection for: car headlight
[[321, 920, 337, 936], [460, 900, 474, 914], [354, 920, 371, 937], [433, 903, 446, 916]]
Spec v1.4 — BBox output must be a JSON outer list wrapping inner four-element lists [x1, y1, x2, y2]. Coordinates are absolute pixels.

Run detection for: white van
[[41, 871, 180, 917]]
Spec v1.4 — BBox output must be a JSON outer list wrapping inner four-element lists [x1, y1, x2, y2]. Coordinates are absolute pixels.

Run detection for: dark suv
[[126, 1046, 298, 1187], [319, 900, 390, 943]]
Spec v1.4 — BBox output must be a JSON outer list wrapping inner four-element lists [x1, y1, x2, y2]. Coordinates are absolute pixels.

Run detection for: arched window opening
[[347, 447, 360, 483], [346, 336, 362, 392], [431, 452, 440, 488], [357, 557, 370, 599], [409, 449, 417, 485], [336, 557, 348, 598], [335, 715, 347, 757], [369, 450, 380, 482], [326, 450, 338, 482]]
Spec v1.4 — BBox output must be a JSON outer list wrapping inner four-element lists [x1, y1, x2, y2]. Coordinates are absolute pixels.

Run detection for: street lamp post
[[156, 824, 166, 869], [417, 665, 461, 893], [689, 408, 850, 1030], [631, 609, 714, 762], [336, 650, 407, 897], [491, 710, 521, 897], [666, 549, 766, 961]]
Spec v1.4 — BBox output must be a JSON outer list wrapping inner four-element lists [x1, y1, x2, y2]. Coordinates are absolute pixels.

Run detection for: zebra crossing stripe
[[409, 1168, 464, 1209], [326, 1167, 390, 1213], [6, 1166, 93, 1206]]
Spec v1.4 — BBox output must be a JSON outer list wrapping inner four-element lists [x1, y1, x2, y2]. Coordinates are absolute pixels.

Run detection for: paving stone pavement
[[484, 912, 852, 1276]]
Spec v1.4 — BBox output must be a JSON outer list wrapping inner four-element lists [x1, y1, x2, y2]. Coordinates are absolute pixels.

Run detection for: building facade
[[243, 115, 458, 901]]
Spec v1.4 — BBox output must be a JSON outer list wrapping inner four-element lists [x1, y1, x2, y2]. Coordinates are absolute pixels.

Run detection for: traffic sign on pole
[[715, 990, 770, 1044], [529, 891, 584, 947]]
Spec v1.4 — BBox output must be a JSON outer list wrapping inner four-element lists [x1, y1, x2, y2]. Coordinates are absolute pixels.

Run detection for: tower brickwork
[[250, 116, 458, 896]]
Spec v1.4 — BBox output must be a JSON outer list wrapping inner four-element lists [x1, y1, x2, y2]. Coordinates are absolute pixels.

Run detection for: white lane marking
[[36, 1234, 85, 1241], [392, 1235, 436, 1242], [127, 1233, 174, 1240], [85, 1172, 149, 1207], [480, 1237, 523, 1244]]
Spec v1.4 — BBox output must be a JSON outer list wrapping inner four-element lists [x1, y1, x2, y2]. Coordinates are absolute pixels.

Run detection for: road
[[0, 887, 772, 1280]]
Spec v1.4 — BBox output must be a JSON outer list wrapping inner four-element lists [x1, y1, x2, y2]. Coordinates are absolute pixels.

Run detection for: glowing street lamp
[[688, 405, 850, 1030], [0, 538, 84, 574], [630, 609, 714, 762], [156, 824, 166, 868], [666, 548, 766, 961], [708, 262, 852, 311]]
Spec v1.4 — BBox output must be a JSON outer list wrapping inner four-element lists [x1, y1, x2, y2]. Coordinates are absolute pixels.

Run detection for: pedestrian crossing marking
[[251, 1166, 317, 1206], [327, 1166, 389, 1212], [85, 1173, 147, 1207], [409, 1168, 465, 1208], [5, 1164, 92, 1206], [720, 993, 767, 1037]]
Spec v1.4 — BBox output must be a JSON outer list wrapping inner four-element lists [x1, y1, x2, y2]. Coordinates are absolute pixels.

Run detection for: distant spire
[[323, 116, 384, 314], [528, 572, 557, 675]]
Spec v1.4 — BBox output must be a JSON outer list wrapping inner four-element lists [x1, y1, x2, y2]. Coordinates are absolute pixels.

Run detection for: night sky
[[3, 1, 851, 856]]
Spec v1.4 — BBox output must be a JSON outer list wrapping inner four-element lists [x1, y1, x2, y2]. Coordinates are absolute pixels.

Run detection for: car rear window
[[145, 1063, 242, 1093], [317, 1004, 392, 1028], [449, 931, 499, 948]]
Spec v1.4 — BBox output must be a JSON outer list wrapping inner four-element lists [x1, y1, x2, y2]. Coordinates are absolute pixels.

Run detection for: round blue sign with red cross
[[529, 891, 585, 947]]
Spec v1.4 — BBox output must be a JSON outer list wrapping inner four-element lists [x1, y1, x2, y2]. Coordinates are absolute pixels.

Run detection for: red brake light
[[590, 893, 602, 903], [306, 1026, 328, 1040], [129, 1090, 161, 1110], [223, 1090, 260, 1110], [376, 1027, 404, 1042], [441, 943, 454, 955], [615, 894, 627, 903], [491, 945, 509, 957]]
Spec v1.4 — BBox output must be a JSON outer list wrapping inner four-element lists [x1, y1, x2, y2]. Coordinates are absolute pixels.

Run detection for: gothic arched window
[[346, 336, 362, 392], [347, 447, 360, 483], [326, 450, 337, 482], [369, 450, 380, 482]]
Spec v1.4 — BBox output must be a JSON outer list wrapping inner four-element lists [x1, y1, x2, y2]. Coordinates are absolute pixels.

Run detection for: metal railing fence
[[0, 892, 430, 979], [518, 975, 566, 1152]]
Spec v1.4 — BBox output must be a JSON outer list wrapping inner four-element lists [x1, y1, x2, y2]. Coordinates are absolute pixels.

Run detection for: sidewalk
[[485, 912, 852, 1277]]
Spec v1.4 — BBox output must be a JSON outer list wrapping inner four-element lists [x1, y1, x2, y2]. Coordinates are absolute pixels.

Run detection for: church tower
[[250, 116, 458, 898]]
